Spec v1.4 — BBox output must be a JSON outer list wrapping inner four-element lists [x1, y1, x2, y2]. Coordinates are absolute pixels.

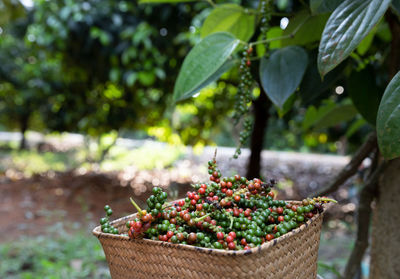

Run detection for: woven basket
[[93, 201, 328, 279]]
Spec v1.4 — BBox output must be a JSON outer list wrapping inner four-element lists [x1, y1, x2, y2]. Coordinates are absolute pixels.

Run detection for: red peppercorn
[[226, 235, 234, 243], [268, 192, 275, 198], [183, 213, 191, 222], [266, 234, 274, 241], [228, 231, 236, 239]]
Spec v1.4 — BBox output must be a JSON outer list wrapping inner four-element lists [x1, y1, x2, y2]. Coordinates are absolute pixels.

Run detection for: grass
[[0, 227, 110, 279]]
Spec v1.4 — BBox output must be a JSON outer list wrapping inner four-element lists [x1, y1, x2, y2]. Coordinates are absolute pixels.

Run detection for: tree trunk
[[246, 91, 271, 179], [369, 158, 400, 278], [370, 12, 400, 278], [19, 114, 29, 150]]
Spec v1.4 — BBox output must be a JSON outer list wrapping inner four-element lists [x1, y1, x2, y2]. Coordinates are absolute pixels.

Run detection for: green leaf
[[377, 71, 400, 159], [125, 72, 138, 87], [255, 28, 283, 57], [173, 32, 240, 102], [277, 93, 297, 118], [259, 46, 308, 109], [299, 51, 345, 105], [345, 118, 367, 138], [138, 71, 156, 86], [348, 66, 383, 125], [392, 0, 400, 18], [181, 58, 238, 99], [357, 23, 378, 55], [310, 0, 343, 15], [139, 0, 194, 3], [303, 100, 358, 131], [318, 0, 391, 77], [376, 20, 392, 42], [281, 10, 329, 46], [201, 4, 256, 42]]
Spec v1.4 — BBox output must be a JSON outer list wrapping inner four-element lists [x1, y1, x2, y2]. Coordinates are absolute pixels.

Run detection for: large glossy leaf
[[348, 66, 383, 125], [173, 32, 239, 102], [181, 58, 238, 99], [377, 71, 400, 159], [139, 0, 193, 3], [259, 46, 308, 109], [303, 100, 358, 131], [281, 10, 329, 47], [201, 4, 256, 42], [310, 0, 343, 15], [318, 0, 391, 77], [299, 51, 345, 105]]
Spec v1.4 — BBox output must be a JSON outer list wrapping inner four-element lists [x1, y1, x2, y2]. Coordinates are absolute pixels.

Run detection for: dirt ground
[[0, 171, 191, 243]]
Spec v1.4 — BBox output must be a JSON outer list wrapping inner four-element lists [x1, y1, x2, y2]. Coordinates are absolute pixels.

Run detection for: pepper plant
[[140, 0, 400, 278]]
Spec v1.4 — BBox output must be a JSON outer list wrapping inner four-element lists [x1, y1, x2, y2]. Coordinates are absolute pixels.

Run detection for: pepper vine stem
[[248, 15, 311, 48], [204, 0, 216, 8], [130, 197, 145, 217], [194, 213, 211, 223]]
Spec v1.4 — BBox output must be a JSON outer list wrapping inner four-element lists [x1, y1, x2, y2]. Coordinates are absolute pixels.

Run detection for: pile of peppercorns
[[100, 157, 335, 250]]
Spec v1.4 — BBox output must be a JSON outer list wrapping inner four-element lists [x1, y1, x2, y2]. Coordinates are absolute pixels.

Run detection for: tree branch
[[343, 161, 387, 279], [314, 133, 377, 197]]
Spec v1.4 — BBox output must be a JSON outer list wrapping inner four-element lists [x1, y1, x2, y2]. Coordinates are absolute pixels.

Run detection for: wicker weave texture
[[93, 201, 325, 279]]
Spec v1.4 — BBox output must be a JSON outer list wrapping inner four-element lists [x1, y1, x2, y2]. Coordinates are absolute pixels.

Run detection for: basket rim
[[93, 200, 330, 256]]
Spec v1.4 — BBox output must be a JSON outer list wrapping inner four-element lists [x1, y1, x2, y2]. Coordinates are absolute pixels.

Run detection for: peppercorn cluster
[[233, 46, 254, 159], [99, 205, 119, 234], [99, 157, 335, 250]]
